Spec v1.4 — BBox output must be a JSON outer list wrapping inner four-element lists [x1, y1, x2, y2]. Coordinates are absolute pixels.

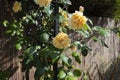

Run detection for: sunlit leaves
[[92, 26, 110, 37], [76, 29, 90, 38], [3, 20, 24, 37], [72, 52, 78, 57], [60, 54, 72, 67], [59, 0, 71, 5], [83, 72, 88, 80], [83, 23, 92, 33], [3, 20, 9, 27], [72, 52, 81, 64], [44, 5, 53, 17], [92, 37, 109, 48], [73, 41, 92, 57], [15, 43, 22, 50], [58, 70, 66, 79], [4, 30, 12, 35], [65, 76, 77, 80]]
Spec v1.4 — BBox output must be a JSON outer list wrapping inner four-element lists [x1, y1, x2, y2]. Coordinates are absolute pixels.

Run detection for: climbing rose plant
[[3, 0, 120, 80]]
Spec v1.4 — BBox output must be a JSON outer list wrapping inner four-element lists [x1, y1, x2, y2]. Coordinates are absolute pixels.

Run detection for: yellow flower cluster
[[12, 1, 22, 13], [52, 32, 71, 49], [34, 0, 52, 7], [60, 9, 68, 27], [69, 11, 87, 29]]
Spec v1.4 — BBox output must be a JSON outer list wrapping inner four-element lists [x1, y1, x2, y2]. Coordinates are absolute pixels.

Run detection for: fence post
[[53, 0, 59, 80]]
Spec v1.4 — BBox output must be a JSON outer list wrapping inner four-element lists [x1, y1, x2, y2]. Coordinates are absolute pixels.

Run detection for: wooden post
[[53, 0, 59, 80]]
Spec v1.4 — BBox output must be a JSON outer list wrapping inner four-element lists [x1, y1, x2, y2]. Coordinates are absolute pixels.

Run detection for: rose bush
[[3, 0, 120, 80]]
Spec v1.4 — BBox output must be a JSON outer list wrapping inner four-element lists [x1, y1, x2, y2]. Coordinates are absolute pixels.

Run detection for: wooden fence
[[78, 17, 120, 80], [0, 0, 120, 80]]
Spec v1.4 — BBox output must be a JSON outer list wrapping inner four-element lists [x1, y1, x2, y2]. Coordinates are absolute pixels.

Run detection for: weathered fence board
[[0, 1, 120, 80], [81, 17, 120, 80]]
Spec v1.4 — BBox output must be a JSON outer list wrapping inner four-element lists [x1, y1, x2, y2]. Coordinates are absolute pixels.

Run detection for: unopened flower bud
[[71, 46, 77, 51], [79, 6, 84, 12]]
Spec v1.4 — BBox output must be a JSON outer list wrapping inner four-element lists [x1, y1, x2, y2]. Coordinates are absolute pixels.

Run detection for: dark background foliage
[[68, 0, 120, 18]]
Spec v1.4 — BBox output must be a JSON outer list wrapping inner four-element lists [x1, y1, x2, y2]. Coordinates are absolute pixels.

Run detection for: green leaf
[[93, 26, 110, 37], [83, 72, 88, 80], [60, 54, 72, 66], [44, 5, 52, 17], [73, 41, 80, 46], [72, 52, 78, 57], [5, 30, 12, 35], [59, 14, 64, 23], [73, 69, 81, 77], [99, 29, 110, 37], [58, 70, 66, 79], [50, 52, 60, 62], [88, 19, 93, 27], [11, 31, 16, 36], [73, 41, 82, 49], [92, 37, 109, 48], [76, 29, 90, 38], [92, 37, 99, 42], [16, 30, 21, 35], [101, 40, 109, 48], [65, 76, 77, 80], [92, 37, 103, 45], [75, 55, 81, 64], [81, 48, 88, 57], [83, 23, 92, 32], [15, 43, 22, 50], [67, 71, 73, 76], [3, 20, 9, 27]]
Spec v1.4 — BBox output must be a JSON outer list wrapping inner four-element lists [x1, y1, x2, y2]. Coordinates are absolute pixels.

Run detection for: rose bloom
[[34, 0, 52, 7], [52, 32, 71, 49], [69, 11, 87, 29], [12, 1, 22, 13]]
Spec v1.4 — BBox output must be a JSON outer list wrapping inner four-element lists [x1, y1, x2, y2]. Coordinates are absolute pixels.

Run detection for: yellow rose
[[52, 32, 71, 49], [12, 1, 22, 13], [34, 0, 52, 7], [69, 11, 87, 29]]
